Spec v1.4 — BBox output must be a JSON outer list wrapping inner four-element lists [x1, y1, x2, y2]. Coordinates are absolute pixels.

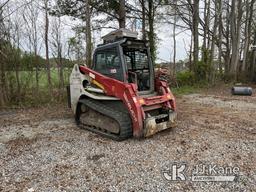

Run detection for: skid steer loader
[[67, 29, 177, 140]]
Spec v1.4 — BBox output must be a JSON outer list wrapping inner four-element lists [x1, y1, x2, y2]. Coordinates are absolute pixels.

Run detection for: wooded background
[[0, 0, 256, 107]]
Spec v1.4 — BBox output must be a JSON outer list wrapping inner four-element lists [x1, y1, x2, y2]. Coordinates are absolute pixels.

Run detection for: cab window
[[94, 48, 123, 81]]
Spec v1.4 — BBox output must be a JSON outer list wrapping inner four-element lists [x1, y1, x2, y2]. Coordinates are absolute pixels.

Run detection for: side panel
[[70, 64, 85, 114], [69, 64, 119, 115]]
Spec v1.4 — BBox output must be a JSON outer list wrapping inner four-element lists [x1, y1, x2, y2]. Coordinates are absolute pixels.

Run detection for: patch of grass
[[6, 88, 67, 108], [15, 68, 71, 89], [171, 85, 201, 96], [4, 68, 72, 107], [176, 71, 195, 86]]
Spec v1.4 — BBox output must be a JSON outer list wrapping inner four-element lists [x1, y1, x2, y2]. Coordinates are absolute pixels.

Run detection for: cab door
[[93, 46, 124, 82]]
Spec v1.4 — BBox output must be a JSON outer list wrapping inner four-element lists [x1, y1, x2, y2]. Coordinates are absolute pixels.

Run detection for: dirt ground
[[0, 86, 256, 191]]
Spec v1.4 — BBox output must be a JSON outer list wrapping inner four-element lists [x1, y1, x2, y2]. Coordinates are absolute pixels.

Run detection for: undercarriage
[[76, 99, 133, 140]]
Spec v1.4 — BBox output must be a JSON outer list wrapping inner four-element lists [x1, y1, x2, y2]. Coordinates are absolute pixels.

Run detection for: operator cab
[[92, 29, 154, 94]]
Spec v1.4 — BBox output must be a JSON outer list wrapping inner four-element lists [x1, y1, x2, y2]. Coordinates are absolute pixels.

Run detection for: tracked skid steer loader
[[68, 29, 177, 140]]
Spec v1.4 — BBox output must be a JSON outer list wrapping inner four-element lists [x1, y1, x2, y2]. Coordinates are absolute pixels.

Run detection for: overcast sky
[[5, 0, 192, 63], [156, 23, 192, 63], [95, 19, 192, 63]]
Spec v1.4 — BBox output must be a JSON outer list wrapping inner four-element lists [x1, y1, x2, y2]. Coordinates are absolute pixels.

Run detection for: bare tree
[[209, 0, 219, 83], [44, 0, 52, 93], [0, 0, 11, 10], [217, 0, 223, 75], [148, 0, 157, 64], [230, 0, 243, 78], [172, 0, 177, 76], [202, 0, 210, 64], [192, 0, 199, 70], [140, 0, 146, 40], [13, 11, 22, 102], [251, 29, 256, 81], [242, 0, 256, 73], [119, 0, 126, 28], [23, 0, 41, 92], [51, 16, 64, 89], [85, 0, 92, 67], [0, 0, 11, 106], [0, 9, 7, 106]]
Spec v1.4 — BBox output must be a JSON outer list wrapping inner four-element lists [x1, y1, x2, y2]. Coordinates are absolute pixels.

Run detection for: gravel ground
[[0, 90, 256, 191]]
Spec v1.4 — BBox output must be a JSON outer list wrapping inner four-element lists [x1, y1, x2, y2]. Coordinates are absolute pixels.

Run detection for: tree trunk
[[172, 1, 177, 77], [223, 0, 231, 75], [35, 55, 39, 91], [217, 0, 223, 75], [148, 0, 156, 64], [34, 18, 39, 92], [230, 0, 243, 78], [192, 0, 199, 71], [14, 60, 20, 102], [0, 49, 7, 106], [202, 0, 210, 64], [189, 37, 193, 71], [57, 17, 64, 89], [250, 29, 256, 81], [242, 0, 250, 73], [242, 0, 255, 74], [141, 0, 146, 40], [85, 0, 92, 67], [0, 10, 7, 106], [118, 0, 126, 28], [58, 50, 64, 89], [45, 0, 51, 93], [14, 30, 20, 103], [209, 0, 218, 84]]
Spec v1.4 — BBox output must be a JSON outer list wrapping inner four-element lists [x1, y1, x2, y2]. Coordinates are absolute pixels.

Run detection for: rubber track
[[78, 99, 133, 141]]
